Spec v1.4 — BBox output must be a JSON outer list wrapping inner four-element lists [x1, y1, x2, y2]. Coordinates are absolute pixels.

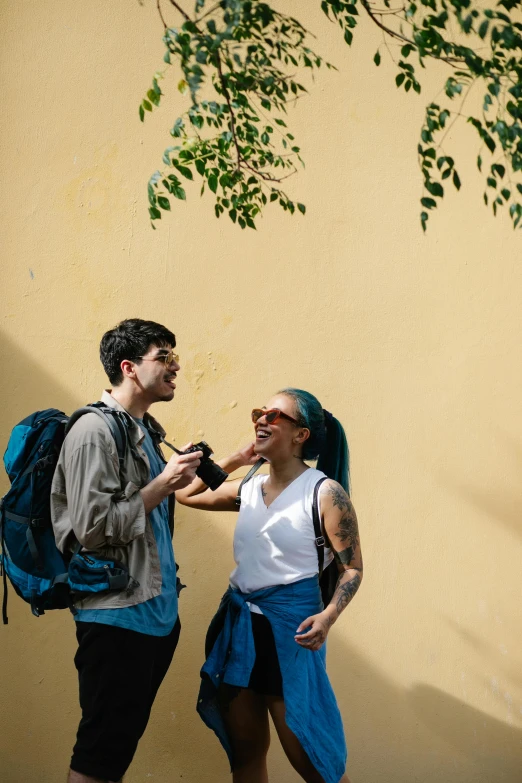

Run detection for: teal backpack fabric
[[1, 405, 131, 624]]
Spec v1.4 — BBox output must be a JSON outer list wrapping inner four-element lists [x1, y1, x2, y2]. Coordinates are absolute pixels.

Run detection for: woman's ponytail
[[279, 389, 350, 494], [317, 409, 350, 494]]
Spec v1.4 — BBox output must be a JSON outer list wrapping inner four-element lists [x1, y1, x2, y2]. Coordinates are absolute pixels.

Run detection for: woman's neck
[[268, 456, 309, 487]]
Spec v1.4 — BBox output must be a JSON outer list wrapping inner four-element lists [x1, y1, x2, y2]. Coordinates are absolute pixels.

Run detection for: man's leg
[[70, 620, 180, 783]]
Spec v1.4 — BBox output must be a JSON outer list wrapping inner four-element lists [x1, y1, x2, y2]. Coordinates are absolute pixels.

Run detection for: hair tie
[[323, 408, 334, 426]]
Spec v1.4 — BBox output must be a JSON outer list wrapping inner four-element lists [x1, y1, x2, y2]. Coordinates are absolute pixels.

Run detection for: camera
[[183, 441, 228, 491]]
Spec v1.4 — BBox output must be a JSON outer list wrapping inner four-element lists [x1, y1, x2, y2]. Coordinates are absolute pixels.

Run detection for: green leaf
[[143, 100, 153, 112], [297, 203, 306, 215], [344, 29, 353, 46], [158, 196, 171, 210], [195, 159, 206, 176], [501, 188, 511, 200], [421, 197, 437, 209], [478, 19, 489, 39], [453, 171, 461, 190], [425, 181, 444, 197], [396, 73, 405, 88], [172, 185, 186, 200], [139, 104, 145, 122], [374, 51, 381, 66], [483, 133, 496, 153], [516, 184, 522, 195], [149, 207, 161, 220], [174, 163, 194, 180], [163, 50, 171, 64], [208, 174, 218, 193], [421, 211, 428, 232]]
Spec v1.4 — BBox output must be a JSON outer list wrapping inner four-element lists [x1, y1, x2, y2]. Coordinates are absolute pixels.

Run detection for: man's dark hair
[[100, 319, 176, 386]]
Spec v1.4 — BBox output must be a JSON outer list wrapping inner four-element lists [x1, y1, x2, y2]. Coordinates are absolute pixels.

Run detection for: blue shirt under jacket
[[197, 575, 347, 783]]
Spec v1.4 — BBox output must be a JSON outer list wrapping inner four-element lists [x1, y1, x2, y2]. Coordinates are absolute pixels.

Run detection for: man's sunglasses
[[135, 349, 179, 368], [251, 408, 300, 426]]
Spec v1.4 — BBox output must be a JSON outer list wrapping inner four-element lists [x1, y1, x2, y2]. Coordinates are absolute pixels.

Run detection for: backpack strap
[[312, 477, 329, 578], [1, 502, 8, 625], [235, 459, 267, 508], [66, 404, 132, 483]]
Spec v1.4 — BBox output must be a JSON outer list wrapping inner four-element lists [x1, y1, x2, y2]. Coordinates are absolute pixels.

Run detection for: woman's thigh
[[219, 685, 271, 766], [266, 695, 327, 783]]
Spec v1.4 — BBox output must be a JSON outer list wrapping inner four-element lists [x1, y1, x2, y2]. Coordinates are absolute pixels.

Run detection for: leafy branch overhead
[[143, 0, 522, 231]]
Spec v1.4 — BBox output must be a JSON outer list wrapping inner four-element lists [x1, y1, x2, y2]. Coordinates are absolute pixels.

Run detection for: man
[[51, 318, 202, 783]]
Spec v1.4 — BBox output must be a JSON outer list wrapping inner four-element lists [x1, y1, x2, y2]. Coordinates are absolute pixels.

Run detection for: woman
[[176, 388, 363, 783]]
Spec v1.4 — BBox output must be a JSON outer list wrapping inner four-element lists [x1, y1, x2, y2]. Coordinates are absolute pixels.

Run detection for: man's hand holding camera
[[141, 444, 203, 513]]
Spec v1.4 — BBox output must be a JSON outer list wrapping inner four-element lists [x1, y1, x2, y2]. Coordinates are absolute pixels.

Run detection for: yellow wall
[[1, 1, 521, 781]]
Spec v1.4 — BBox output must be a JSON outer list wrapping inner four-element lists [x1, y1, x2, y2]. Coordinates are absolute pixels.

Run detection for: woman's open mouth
[[255, 428, 271, 442]]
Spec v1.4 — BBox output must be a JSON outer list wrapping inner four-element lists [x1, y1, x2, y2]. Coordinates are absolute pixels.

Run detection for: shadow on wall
[[0, 333, 521, 783], [438, 436, 522, 543]]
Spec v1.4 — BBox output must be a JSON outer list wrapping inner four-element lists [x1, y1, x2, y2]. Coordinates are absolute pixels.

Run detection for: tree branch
[[216, 54, 242, 170], [360, 0, 464, 66], [157, 0, 168, 29], [167, 0, 191, 23]]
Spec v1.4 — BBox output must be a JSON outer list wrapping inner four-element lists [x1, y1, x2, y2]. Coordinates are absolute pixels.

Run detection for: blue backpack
[[0, 404, 133, 624]]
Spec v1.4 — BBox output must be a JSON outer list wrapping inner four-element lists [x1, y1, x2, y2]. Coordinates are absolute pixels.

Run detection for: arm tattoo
[[335, 503, 359, 545], [261, 484, 267, 500], [333, 547, 355, 566], [327, 484, 351, 512], [334, 572, 362, 615]]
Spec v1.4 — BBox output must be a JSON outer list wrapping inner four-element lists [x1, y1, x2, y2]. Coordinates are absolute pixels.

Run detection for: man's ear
[[120, 359, 137, 379]]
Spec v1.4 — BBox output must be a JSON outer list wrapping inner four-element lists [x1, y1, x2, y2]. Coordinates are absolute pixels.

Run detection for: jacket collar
[[100, 390, 167, 445]]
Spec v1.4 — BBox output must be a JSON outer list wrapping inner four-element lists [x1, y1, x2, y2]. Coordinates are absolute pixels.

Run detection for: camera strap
[[235, 458, 267, 508], [160, 437, 183, 456]]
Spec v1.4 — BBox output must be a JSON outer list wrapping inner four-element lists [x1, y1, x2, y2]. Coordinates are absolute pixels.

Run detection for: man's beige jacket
[[51, 391, 174, 610]]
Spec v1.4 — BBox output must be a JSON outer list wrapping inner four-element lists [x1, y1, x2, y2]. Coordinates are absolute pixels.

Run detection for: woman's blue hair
[[279, 388, 350, 494]]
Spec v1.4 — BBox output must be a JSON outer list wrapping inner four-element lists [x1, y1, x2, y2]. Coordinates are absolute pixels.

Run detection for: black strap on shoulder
[[235, 459, 267, 507], [1, 504, 8, 625], [312, 477, 329, 577], [66, 404, 132, 479], [88, 403, 130, 471]]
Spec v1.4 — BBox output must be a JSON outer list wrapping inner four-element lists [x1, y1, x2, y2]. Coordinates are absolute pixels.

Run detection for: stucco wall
[[1, 1, 521, 781]]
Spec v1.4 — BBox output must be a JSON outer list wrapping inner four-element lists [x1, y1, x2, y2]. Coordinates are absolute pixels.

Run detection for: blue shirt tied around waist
[[76, 419, 178, 636], [198, 575, 347, 783]]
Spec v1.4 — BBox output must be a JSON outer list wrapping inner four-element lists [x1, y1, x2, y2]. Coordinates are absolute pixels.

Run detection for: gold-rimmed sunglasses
[[135, 349, 179, 368]]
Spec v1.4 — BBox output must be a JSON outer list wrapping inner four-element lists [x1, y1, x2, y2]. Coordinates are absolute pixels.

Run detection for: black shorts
[[71, 618, 181, 782], [247, 611, 283, 697]]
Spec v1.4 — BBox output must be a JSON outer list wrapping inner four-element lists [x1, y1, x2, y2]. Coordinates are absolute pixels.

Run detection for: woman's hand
[[294, 609, 336, 651], [234, 442, 259, 467]]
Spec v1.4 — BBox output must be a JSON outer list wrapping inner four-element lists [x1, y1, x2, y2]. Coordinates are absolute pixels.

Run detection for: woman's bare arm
[[295, 480, 363, 650], [175, 443, 259, 512]]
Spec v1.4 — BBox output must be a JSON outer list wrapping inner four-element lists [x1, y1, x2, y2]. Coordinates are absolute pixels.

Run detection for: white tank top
[[230, 467, 334, 612]]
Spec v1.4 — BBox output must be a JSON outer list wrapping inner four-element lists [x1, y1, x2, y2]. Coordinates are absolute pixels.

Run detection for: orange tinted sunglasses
[[251, 408, 299, 425]]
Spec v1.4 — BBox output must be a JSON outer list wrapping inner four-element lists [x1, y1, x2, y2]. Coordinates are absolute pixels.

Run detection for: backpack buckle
[[315, 536, 325, 547]]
